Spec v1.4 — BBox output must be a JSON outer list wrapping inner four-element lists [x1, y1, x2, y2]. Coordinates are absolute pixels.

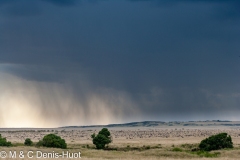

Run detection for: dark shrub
[[24, 138, 33, 146], [199, 133, 233, 151], [91, 128, 112, 149], [93, 134, 111, 149], [98, 128, 111, 137], [0, 134, 12, 146], [37, 134, 67, 149]]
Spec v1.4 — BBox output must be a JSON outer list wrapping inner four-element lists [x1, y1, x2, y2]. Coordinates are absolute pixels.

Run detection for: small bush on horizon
[[0, 134, 12, 146], [24, 138, 33, 146], [36, 134, 67, 149]]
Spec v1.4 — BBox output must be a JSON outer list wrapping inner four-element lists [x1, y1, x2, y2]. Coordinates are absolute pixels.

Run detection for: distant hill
[[60, 120, 240, 128]]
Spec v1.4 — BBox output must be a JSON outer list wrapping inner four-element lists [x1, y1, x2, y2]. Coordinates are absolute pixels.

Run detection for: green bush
[[37, 134, 67, 149], [24, 138, 33, 146], [172, 147, 183, 152], [91, 128, 112, 149], [0, 134, 12, 146], [199, 133, 233, 151], [98, 128, 111, 137]]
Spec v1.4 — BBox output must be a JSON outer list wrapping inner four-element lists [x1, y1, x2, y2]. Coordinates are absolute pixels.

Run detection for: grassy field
[[1, 125, 240, 159], [1, 142, 240, 160]]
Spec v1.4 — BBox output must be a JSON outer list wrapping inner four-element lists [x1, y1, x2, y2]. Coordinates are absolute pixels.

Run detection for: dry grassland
[[1, 126, 240, 160]]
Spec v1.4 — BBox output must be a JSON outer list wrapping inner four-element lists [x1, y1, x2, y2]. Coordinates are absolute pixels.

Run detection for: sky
[[0, 0, 240, 127]]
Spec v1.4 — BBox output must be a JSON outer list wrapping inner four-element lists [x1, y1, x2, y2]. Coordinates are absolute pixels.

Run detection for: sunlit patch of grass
[[12, 143, 24, 147], [84, 144, 160, 152], [191, 150, 220, 158]]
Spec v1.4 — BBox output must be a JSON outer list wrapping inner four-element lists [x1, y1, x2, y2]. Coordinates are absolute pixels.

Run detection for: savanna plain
[[1, 121, 240, 160]]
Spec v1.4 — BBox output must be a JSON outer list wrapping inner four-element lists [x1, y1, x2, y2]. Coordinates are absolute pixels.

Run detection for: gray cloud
[[0, 0, 40, 17], [41, 0, 77, 6], [0, 0, 240, 127]]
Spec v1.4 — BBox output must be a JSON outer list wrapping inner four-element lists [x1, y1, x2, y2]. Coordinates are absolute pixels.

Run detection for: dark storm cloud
[[41, 0, 77, 6], [0, 0, 240, 127], [0, 0, 40, 16], [129, 0, 240, 18]]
